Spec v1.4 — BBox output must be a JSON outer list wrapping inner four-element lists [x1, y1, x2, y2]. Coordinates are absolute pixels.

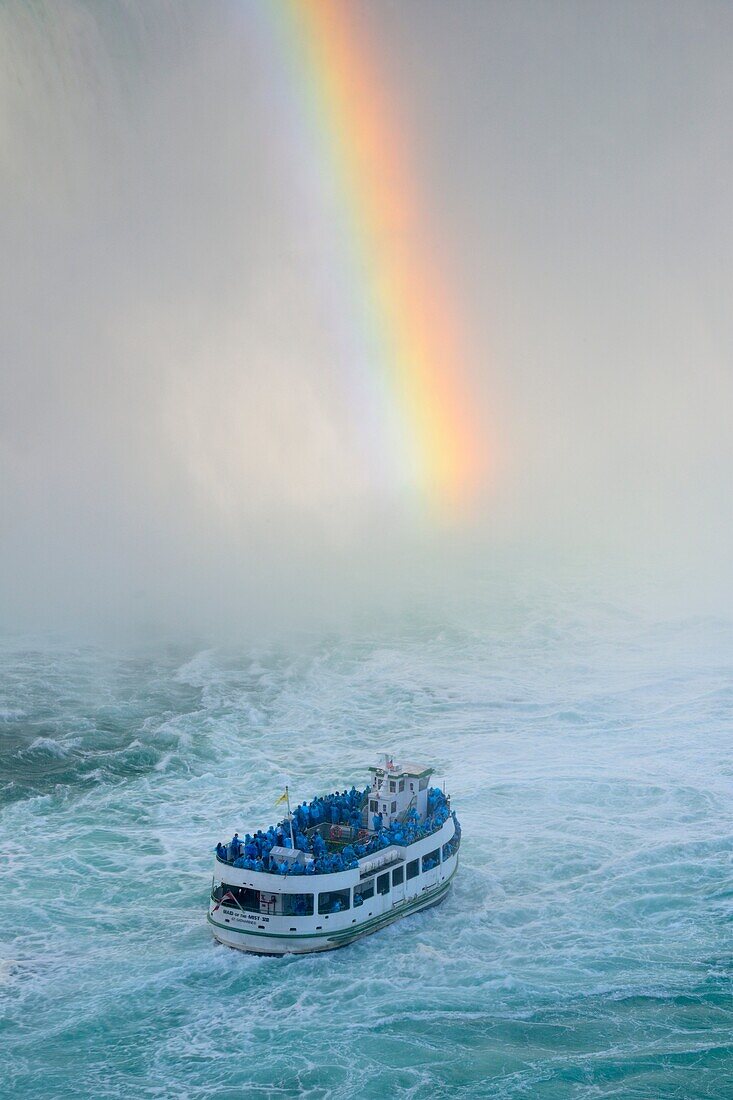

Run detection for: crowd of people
[[291, 786, 366, 831], [214, 786, 457, 877]]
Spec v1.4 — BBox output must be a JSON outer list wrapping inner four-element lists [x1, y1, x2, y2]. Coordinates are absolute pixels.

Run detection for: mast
[[285, 785, 296, 849]]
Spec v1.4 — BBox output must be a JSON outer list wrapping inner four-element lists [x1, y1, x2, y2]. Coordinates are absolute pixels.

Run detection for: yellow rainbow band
[[272, 0, 486, 514]]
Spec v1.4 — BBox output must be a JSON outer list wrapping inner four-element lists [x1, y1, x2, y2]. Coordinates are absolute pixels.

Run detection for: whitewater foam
[[1, 598, 732, 1097]]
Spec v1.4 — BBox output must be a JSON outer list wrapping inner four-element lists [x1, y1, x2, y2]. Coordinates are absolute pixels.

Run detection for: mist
[[2, 0, 732, 640]]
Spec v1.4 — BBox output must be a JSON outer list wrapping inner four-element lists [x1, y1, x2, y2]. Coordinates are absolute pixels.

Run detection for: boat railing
[[393, 794, 418, 825], [305, 820, 370, 851]]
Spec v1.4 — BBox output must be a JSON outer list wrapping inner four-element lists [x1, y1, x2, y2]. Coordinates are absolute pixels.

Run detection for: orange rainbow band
[[271, 0, 486, 513]]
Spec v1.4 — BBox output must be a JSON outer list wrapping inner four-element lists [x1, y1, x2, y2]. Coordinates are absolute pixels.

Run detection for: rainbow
[[266, 0, 486, 514]]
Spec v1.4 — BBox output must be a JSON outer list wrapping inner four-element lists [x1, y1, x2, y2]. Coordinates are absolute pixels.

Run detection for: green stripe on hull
[[323, 883, 451, 949], [208, 865, 457, 949]]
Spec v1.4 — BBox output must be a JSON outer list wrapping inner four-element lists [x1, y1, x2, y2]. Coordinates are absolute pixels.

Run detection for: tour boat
[[208, 757, 461, 954]]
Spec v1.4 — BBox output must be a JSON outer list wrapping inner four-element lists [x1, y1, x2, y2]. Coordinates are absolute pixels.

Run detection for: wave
[[1, 604, 732, 1097]]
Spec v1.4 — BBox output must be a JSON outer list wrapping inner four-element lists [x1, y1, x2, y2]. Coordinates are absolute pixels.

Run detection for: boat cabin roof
[[369, 761, 432, 779]]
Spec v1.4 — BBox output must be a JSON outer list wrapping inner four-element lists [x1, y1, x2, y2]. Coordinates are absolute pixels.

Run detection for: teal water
[[1, 600, 732, 1098]]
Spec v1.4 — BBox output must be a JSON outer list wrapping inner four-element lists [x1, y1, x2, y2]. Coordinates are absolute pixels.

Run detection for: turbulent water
[[1, 595, 732, 1099]]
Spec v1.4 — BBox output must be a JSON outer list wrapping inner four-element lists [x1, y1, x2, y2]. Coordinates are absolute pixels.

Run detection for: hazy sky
[[2, 0, 732, 635]]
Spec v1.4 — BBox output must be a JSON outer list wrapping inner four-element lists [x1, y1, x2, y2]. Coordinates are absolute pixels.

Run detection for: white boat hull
[[209, 862, 457, 955], [208, 817, 459, 956]]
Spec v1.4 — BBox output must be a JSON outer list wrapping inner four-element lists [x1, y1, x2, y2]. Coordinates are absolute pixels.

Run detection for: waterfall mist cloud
[[2, 0, 732, 637]]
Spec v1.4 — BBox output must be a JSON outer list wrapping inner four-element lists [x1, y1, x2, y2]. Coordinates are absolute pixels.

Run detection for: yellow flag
[[275, 789, 289, 806]]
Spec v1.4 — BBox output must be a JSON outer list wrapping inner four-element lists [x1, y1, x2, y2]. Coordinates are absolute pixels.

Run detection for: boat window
[[392, 866, 404, 886], [422, 848, 440, 872], [406, 859, 419, 881], [399, 780, 405, 792], [212, 884, 260, 913], [354, 879, 374, 906], [369, 799, 378, 812], [377, 872, 390, 895], [442, 834, 460, 860], [419, 777, 429, 790], [318, 889, 350, 915], [282, 893, 314, 917], [259, 891, 278, 914], [389, 781, 395, 793]]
